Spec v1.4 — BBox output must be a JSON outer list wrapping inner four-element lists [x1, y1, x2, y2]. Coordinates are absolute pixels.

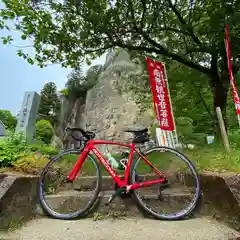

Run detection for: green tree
[[65, 65, 102, 99], [38, 82, 61, 126], [35, 120, 54, 144], [1, 0, 240, 125], [0, 110, 17, 130], [115, 54, 214, 134], [166, 61, 213, 132]]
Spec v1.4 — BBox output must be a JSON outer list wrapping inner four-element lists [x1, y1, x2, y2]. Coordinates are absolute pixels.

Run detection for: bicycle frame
[[67, 140, 166, 191]]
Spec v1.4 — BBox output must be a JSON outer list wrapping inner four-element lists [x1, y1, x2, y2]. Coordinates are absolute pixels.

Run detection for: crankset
[[106, 186, 127, 205], [114, 174, 145, 198]]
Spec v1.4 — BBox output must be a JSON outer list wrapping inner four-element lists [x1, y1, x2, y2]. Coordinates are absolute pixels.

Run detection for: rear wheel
[[130, 146, 201, 220], [37, 149, 101, 220]]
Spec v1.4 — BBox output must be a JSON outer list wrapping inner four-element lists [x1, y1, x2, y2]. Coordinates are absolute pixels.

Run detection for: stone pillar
[[15, 91, 40, 142]]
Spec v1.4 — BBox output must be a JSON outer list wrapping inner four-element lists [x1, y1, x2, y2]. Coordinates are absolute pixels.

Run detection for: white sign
[[156, 128, 178, 148]]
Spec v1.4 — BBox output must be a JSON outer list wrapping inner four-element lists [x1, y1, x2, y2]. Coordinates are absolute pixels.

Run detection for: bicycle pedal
[[106, 187, 126, 205], [65, 179, 73, 183]]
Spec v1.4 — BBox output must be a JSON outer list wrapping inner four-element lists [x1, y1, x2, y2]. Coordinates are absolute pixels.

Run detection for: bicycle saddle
[[66, 127, 95, 140], [124, 128, 148, 134], [124, 128, 149, 144]]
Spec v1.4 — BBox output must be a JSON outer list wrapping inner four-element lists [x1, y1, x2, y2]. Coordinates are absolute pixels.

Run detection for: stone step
[[71, 174, 193, 191], [36, 188, 196, 218]]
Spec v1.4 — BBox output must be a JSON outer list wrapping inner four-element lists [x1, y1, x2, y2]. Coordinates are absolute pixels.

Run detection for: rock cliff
[[59, 50, 152, 144]]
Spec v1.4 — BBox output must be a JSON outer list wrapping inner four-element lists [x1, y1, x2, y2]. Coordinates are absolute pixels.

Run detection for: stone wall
[[0, 172, 38, 229]]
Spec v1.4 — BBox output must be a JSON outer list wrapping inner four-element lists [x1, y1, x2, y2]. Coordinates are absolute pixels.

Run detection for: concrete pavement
[[1, 217, 240, 240]]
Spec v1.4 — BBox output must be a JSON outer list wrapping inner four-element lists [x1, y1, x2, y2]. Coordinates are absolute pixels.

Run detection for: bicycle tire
[[130, 146, 201, 220], [37, 149, 101, 220]]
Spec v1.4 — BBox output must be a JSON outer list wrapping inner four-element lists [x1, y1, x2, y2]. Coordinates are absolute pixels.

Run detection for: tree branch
[[140, 0, 146, 29], [184, 46, 212, 55], [166, 0, 202, 46], [115, 41, 211, 75], [124, 0, 210, 75], [198, 90, 213, 117]]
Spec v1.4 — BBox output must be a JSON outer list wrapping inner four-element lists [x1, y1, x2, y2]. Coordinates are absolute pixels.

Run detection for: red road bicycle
[[38, 127, 201, 220]]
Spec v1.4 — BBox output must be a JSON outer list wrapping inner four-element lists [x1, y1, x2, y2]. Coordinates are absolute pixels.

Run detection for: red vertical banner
[[225, 24, 240, 115], [146, 57, 175, 131]]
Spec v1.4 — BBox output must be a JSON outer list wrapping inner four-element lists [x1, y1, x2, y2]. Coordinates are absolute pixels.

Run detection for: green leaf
[[85, 57, 92, 66], [17, 50, 23, 57], [21, 34, 27, 40], [27, 58, 34, 65]]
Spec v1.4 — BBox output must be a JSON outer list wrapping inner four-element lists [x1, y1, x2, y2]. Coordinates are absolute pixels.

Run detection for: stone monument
[[15, 91, 40, 142]]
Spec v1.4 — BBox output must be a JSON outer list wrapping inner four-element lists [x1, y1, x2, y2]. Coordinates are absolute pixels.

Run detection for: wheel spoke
[[131, 147, 201, 220], [37, 150, 101, 220]]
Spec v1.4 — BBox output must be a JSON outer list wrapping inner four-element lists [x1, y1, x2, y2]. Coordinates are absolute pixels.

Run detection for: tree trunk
[[211, 71, 229, 133]]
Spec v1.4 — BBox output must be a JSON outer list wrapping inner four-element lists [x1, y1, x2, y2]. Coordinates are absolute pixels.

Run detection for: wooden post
[[216, 107, 230, 152]]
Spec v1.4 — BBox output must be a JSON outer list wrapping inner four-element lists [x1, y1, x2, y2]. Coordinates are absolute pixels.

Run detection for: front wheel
[[130, 146, 201, 220], [37, 149, 101, 220]]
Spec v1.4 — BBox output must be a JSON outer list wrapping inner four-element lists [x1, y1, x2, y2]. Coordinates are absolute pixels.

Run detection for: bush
[[0, 133, 29, 167], [30, 144, 58, 157], [0, 132, 58, 168], [187, 133, 206, 146], [176, 116, 194, 143], [12, 153, 49, 175], [35, 120, 54, 144]]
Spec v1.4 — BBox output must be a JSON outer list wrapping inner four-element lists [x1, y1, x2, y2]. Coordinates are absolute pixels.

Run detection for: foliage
[[176, 117, 194, 143], [1, 0, 240, 123], [38, 82, 61, 126], [65, 65, 102, 99], [228, 129, 240, 148], [35, 120, 54, 144], [0, 131, 58, 169], [29, 144, 58, 157], [0, 109, 17, 130], [0, 133, 29, 167], [166, 62, 215, 131], [1, 0, 240, 158], [60, 88, 69, 97], [12, 153, 49, 175]]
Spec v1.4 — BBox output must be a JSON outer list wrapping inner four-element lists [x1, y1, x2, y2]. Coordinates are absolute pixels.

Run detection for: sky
[[0, 1, 106, 116]]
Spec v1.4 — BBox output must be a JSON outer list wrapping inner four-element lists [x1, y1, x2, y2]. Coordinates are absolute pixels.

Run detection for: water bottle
[[105, 149, 120, 169]]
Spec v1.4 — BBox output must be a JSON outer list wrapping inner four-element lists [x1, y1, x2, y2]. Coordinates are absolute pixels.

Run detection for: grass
[[0, 216, 26, 233], [6, 217, 25, 232], [184, 146, 240, 173]]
